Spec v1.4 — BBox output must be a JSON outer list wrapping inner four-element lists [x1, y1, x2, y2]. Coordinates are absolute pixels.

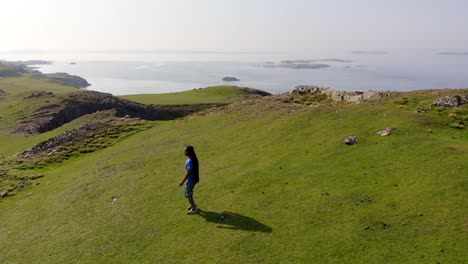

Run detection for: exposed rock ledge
[[292, 86, 396, 103], [15, 91, 220, 135]]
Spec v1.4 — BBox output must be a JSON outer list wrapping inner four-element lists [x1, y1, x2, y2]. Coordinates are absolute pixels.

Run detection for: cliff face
[[16, 91, 218, 134]]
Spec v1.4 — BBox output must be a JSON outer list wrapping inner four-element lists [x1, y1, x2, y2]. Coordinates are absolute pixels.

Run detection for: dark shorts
[[184, 184, 196, 198]]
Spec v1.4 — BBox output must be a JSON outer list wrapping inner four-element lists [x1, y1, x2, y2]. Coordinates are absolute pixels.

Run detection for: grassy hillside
[[120, 85, 269, 105], [0, 79, 467, 263], [0, 73, 82, 156]]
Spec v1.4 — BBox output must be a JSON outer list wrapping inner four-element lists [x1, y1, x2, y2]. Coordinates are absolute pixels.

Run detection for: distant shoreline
[[439, 52, 468, 56]]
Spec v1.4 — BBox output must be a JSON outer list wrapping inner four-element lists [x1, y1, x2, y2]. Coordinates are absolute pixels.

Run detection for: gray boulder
[[434, 95, 468, 107], [377, 127, 396, 136]]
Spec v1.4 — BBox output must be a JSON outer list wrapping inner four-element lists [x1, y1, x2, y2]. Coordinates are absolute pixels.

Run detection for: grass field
[[0, 76, 467, 263], [120, 85, 268, 105]]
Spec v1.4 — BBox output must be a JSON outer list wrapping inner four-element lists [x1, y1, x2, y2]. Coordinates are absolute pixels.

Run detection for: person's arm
[[179, 168, 192, 186]]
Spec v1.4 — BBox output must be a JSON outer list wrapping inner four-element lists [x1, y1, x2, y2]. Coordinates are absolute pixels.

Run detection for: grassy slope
[[0, 74, 81, 156], [120, 86, 263, 105], [0, 84, 467, 263]]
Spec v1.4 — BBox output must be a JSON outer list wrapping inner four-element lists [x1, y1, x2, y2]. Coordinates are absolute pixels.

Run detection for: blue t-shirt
[[186, 158, 195, 185]]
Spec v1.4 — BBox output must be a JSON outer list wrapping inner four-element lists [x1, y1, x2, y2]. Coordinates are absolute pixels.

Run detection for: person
[[179, 145, 199, 214]]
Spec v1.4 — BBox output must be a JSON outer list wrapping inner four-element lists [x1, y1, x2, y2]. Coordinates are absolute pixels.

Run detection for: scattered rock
[[222, 76, 240, 82], [434, 95, 468, 107], [219, 214, 227, 223], [377, 127, 396, 136], [1, 191, 8, 197], [344, 136, 357, 145], [110, 194, 120, 204], [0, 89, 6, 96], [448, 113, 457, 118]]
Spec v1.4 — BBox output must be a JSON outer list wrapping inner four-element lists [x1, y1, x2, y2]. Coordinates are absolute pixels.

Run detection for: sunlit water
[[2, 51, 467, 95]]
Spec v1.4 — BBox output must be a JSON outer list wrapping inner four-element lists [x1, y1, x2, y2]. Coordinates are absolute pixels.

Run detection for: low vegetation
[[0, 71, 466, 263]]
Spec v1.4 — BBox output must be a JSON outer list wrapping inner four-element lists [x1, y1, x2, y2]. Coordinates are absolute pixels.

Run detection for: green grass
[[0, 81, 466, 263], [120, 85, 266, 105], [0, 74, 78, 129]]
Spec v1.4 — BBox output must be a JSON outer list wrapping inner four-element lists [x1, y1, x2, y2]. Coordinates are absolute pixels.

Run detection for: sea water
[[2, 51, 467, 95]]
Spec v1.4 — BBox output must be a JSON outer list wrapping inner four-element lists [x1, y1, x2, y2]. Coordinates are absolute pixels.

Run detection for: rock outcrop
[[18, 122, 110, 159], [292, 86, 395, 103], [16, 91, 220, 134], [434, 95, 468, 107]]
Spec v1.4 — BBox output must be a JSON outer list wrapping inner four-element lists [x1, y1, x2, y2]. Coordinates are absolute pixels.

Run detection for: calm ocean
[[2, 51, 467, 95]]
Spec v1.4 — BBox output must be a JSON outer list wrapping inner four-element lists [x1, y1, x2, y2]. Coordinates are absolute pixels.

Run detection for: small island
[[222, 76, 240, 82], [352, 51, 389, 55], [262, 61, 329, 69]]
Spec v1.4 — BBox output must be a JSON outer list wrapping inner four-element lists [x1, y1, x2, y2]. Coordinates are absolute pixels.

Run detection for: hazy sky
[[1, 0, 467, 53]]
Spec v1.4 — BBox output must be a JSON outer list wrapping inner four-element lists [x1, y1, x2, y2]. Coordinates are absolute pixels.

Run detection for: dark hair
[[186, 145, 199, 183]]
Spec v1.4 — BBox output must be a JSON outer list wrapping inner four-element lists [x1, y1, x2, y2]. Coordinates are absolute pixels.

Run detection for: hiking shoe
[[187, 208, 199, 214]]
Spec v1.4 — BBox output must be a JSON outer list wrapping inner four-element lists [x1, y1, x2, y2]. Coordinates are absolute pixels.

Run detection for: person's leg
[[188, 196, 197, 209], [185, 184, 198, 213]]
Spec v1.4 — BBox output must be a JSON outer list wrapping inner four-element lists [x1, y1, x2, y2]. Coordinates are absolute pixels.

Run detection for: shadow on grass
[[197, 209, 273, 233]]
